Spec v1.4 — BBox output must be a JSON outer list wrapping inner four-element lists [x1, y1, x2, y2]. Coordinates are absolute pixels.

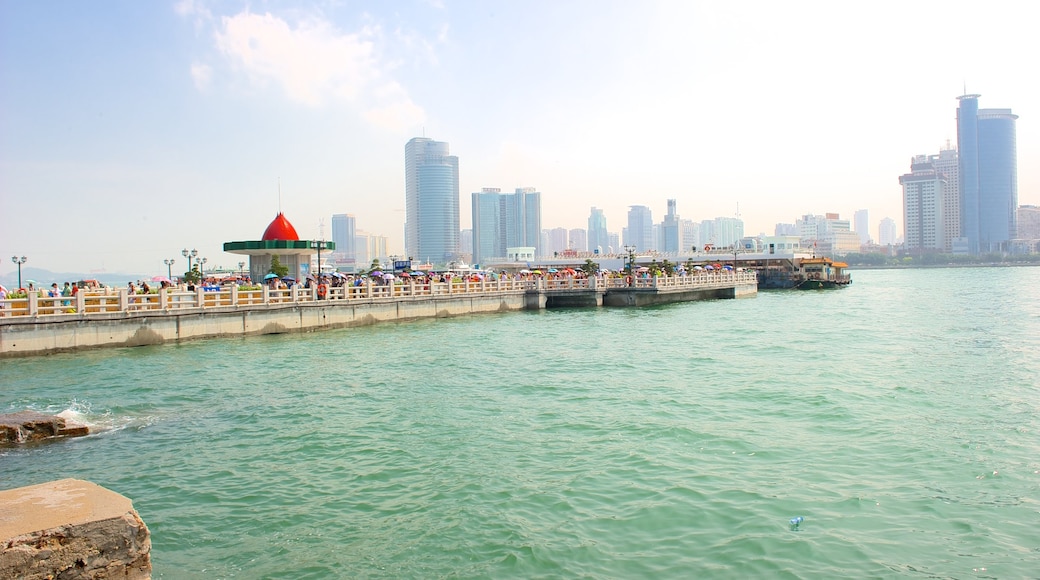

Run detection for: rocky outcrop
[[0, 479, 151, 579], [0, 411, 89, 444]]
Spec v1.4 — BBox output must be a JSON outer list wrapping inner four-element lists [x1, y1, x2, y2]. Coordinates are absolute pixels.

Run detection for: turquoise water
[[2, 267, 1039, 578]]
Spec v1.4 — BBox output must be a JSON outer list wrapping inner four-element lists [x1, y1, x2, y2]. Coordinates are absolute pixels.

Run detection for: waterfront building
[[587, 207, 609, 254], [956, 94, 1018, 253], [607, 232, 620, 254], [930, 144, 959, 252], [680, 219, 700, 252], [878, 217, 898, 247], [626, 205, 653, 252], [569, 229, 587, 254], [330, 214, 357, 271], [545, 227, 569, 256], [405, 137, 460, 265], [660, 199, 681, 253], [223, 213, 333, 281], [1017, 205, 1040, 240], [900, 156, 947, 253], [854, 209, 870, 245], [471, 187, 541, 265], [707, 217, 744, 249]]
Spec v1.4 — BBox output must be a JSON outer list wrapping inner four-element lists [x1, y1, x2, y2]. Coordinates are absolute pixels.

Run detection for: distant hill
[[0, 267, 147, 289]]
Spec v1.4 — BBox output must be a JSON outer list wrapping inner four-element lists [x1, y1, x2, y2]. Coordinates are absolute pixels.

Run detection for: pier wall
[[0, 294, 527, 358], [0, 272, 756, 357]]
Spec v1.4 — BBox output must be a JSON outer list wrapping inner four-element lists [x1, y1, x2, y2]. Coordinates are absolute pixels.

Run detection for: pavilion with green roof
[[223, 213, 334, 283]]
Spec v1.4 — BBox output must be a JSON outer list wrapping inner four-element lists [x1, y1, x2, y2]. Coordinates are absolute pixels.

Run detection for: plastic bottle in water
[[789, 516, 804, 527]]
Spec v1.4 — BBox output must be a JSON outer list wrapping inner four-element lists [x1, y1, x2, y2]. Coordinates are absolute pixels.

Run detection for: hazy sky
[[1, 0, 1036, 276]]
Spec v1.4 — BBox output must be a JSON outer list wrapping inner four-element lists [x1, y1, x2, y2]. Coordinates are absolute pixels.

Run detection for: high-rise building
[[930, 144, 959, 252], [405, 137, 460, 265], [1017, 205, 1040, 240], [660, 199, 681, 253], [470, 187, 541, 265], [710, 217, 745, 248], [626, 205, 653, 252], [900, 156, 946, 253], [956, 94, 1018, 253], [331, 214, 357, 269], [569, 229, 587, 253], [546, 227, 569, 256], [879, 217, 898, 246], [680, 219, 699, 251], [853, 209, 870, 245], [587, 207, 608, 254]]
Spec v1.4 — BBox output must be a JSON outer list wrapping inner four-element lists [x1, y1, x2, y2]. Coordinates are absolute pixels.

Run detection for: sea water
[[2, 267, 1038, 578]]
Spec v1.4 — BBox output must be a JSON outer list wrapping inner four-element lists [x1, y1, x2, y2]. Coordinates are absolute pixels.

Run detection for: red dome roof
[[261, 212, 300, 241]]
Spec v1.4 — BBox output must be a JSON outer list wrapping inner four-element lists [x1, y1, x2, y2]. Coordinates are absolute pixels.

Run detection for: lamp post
[[238, 261, 245, 279], [11, 256, 27, 289], [313, 240, 328, 276], [163, 258, 175, 281], [181, 248, 197, 281], [623, 245, 635, 274]]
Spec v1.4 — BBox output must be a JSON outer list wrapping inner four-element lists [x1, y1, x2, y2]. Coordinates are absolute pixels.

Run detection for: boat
[[792, 257, 852, 289]]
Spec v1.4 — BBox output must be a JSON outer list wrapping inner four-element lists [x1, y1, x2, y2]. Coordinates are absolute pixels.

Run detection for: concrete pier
[[0, 479, 151, 579], [0, 272, 756, 358]]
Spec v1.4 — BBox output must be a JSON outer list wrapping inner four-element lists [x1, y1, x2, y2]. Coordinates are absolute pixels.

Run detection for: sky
[[1, 0, 1037, 277]]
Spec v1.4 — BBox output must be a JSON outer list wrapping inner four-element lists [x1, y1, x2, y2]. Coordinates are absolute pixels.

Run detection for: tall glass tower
[[587, 207, 608, 253], [405, 137, 460, 265], [957, 94, 1018, 253]]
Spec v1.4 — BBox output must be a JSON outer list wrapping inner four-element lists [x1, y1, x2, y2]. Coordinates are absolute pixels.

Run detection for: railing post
[[118, 289, 128, 313], [230, 285, 238, 306], [196, 286, 205, 309], [27, 292, 38, 316], [159, 288, 168, 310]]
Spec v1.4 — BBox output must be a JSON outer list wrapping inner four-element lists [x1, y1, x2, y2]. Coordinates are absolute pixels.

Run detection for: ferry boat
[[792, 257, 851, 289]]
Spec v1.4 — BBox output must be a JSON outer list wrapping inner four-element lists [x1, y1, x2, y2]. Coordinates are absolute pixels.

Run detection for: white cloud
[[209, 8, 423, 131], [190, 62, 212, 91]]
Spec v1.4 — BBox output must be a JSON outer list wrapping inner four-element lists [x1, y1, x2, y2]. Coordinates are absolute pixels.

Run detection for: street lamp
[[163, 258, 176, 281], [312, 240, 328, 276], [238, 261, 245, 279], [11, 256, 26, 289], [181, 248, 197, 280], [623, 245, 636, 274]]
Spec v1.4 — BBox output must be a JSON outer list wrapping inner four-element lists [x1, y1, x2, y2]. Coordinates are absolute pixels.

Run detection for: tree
[[183, 267, 202, 285], [368, 258, 382, 274], [268, 255, 289, 278], [580, 258, 599, 276]]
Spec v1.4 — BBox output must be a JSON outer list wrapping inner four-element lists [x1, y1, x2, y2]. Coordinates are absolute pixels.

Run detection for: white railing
[[0, 271, 756, 320]]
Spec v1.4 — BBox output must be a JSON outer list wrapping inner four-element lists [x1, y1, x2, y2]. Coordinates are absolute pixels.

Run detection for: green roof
[[223, 240, 335, 251]]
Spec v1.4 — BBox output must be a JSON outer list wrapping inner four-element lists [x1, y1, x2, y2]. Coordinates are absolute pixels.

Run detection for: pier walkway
[[0, 271, 756, 357]]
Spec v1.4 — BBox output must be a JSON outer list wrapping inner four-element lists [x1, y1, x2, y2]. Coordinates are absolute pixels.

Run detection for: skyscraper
[[853, 209, 870, 245], [660, 199, 681, 253], [930, 144, 959, 252], [470, 187, 541, 265], [626, 205, 653, 252], [331, 213, 357, 270], [956, 94, 1018, 253], [900, 156, 946, 253], [405, 137, 460, 264], [879, 217, 898, 246], [587, 207, 608, 254]]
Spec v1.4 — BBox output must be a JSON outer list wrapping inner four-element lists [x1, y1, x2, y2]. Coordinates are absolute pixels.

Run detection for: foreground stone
[[0, 479, 151, 579], [0, 411, 89, 444]]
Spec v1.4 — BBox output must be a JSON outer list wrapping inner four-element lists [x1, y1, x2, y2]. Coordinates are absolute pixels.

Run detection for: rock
[[0, 479, 151, 579], [0, 411, 90, 444]]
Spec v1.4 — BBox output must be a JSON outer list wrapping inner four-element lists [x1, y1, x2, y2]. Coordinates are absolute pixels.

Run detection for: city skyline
[[2, 1, 1038, 275]]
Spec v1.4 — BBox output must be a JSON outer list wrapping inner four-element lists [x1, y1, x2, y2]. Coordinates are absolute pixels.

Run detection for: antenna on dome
[[278, 177, 282, 214]]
